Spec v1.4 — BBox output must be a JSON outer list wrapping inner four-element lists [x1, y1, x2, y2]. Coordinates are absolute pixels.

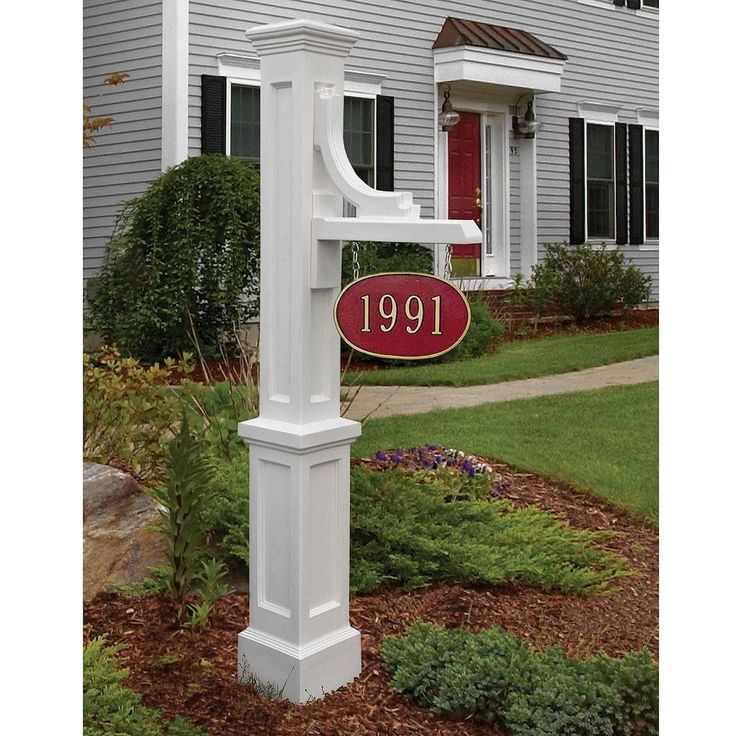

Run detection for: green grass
[[353, 382, 658, 521], [346, 327, 658, 387]]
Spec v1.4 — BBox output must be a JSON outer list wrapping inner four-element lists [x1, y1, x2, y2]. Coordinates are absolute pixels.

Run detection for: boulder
[[83, 463, 168, 601]]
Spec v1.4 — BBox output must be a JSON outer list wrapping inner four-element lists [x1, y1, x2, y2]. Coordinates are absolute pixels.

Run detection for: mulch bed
[[84, 460, 657, 736]]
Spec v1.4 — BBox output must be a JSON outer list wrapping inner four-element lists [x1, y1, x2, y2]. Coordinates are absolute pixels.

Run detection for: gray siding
[[83, 0, 163, 286], [188, 0, 658, 299]]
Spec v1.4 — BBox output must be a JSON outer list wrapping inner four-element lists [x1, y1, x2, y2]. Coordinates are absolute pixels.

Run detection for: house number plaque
[[334, 272, 471, 360]]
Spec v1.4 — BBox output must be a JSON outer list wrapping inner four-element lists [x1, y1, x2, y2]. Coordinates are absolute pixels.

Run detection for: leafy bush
[[514, 243, 652, 322], [382, 622, 658, 736], [84, 346, 256, 483], [349, 466, 627, 594], [340, 241, 433, 288], [438, 297, 503, 361], [83, 346, 194, 483], [89, 154, 260, 361], [84, 636, 208, 736]]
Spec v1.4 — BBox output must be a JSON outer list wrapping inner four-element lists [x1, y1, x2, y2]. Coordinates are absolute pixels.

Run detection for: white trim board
[[161, 0, 189, 170]]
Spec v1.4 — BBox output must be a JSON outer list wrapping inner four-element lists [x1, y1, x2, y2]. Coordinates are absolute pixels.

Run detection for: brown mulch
[[84, 462, 657, 736]]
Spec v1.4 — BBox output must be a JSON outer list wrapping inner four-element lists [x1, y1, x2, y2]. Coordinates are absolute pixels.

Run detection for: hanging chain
[[351, 241, 361, 281], [444, 243, 453, 280]]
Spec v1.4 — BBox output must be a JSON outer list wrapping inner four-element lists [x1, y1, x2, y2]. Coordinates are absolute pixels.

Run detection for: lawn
[[346, 327, 658, 387], [353, 381, 659, 521]]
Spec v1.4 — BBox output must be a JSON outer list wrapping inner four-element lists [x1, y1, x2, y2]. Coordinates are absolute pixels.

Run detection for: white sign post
[[238, 18, 481, 703]]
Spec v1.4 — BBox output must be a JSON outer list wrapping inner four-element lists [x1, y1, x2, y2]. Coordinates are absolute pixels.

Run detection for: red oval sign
[[334, 273, 471, 360]]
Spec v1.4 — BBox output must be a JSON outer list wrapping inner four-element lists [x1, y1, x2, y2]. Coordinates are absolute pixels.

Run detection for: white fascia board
[[217, 53, 383, 95], [433, 46, 565, 93]]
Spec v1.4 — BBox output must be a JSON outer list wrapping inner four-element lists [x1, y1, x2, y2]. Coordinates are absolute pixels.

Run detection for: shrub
[[84, 636, 207, 736], [83, 346, 194, 483], [514, 243, 651, 322], [438, 297, 503, 361], [89, 154, 260, 361], [340, 241, 433, 288], [382, 622, 658, 736], [349, 466, 627, 594], [170, 458, 625, 596]]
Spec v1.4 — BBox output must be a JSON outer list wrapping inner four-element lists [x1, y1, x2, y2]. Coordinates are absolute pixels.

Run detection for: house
[[83, 0, 659, 301]]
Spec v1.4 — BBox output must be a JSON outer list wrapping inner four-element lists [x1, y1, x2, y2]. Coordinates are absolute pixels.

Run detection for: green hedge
[[383, 622, 658, 736]]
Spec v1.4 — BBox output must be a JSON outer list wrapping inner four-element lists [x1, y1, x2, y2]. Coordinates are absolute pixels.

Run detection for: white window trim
[[219, 54, 382, 186], [583, 117, 618, 247], [638, 0, 659, 15], [641, 125, 659, 250]]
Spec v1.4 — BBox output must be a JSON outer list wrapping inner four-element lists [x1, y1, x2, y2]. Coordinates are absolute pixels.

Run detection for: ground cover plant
[[382, 621, 658, 735], [84, 635, 208, 736], [346, 327, 658, 387], [354, 382, 658, 520], [349, 464, 627, 594]]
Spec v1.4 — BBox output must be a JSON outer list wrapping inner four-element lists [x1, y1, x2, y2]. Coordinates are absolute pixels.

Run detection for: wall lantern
[[513, 95, 541, 139], [438, 86, 460, 131]]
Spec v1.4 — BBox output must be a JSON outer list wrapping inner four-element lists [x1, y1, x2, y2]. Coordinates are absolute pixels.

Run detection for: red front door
[[448, 112, 481, 277]]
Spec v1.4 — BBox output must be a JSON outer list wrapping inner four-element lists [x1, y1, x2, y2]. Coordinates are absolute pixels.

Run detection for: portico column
[[519, 135, 538, 278], [237, 20, 362, 703]]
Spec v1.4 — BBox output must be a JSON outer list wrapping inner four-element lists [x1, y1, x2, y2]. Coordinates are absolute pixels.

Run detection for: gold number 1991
[[360, 294, 442, 334]]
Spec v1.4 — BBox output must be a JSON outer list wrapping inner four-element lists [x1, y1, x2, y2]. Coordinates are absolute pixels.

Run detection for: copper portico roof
[[433, 17, 567, 61]]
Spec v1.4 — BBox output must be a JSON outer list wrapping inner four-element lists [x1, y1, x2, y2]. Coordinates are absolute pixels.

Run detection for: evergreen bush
[[89, 154, 260, 361], [382, 622, 658, 736], [84, 636, 208, 736]]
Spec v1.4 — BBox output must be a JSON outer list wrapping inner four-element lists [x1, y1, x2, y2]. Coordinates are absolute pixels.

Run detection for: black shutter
[[375, 95, 394, 191], [569, 117, 586, 244], [629, 124, 644, 245], [613, 0, 625, 6], [626, 0, 641, 9], [615, 122, 628, 245], [201, 75, 226, 154]]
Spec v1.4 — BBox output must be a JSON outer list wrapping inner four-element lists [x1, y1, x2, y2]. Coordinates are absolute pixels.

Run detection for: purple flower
[[375, 450, 387, 461], [462, 459, 474, 474], [390, 453, 401, 465]]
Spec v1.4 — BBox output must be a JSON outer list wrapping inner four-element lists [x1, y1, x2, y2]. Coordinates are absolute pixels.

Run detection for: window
[[229, 85, 375, 184], [644, 129, 659, 239], [343, 97, 375, 187], [586, 123, 615, 240], [230, 85, 260, 162], [642, 0, 659, 8]]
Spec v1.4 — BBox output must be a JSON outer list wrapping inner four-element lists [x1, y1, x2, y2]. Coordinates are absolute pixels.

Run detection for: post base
[[238, 625, 361, 703]]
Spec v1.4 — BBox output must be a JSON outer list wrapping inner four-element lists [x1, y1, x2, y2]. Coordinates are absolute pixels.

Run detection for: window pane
[[231, 85, 260, 161], [645, 129, 659, 239], [586, 124, 614, 239], [587, 180, 615, 239], [343, 97, 374, 171]]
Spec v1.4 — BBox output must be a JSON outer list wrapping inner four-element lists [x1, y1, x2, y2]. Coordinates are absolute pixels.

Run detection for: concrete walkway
[[342, 355, 658, 421]]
